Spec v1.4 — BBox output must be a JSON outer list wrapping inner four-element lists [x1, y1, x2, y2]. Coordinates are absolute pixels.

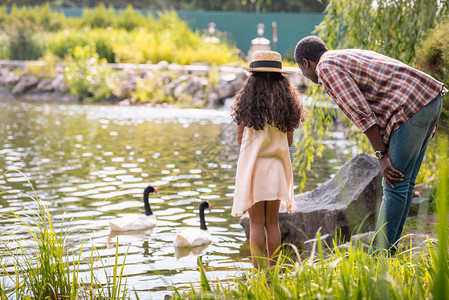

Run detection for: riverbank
[[0, 60, 308, 108]]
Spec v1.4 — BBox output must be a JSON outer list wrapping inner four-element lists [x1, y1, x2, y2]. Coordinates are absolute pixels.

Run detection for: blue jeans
[[373, 94, 443, 253]]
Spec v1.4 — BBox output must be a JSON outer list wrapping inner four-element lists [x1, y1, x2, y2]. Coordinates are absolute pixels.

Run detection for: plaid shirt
[[317, 49, 447, 145]]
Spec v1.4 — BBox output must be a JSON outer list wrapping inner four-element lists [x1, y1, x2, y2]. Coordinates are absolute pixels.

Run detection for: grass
[[175, 235, 443, 299], [0, 171, 129, 299]]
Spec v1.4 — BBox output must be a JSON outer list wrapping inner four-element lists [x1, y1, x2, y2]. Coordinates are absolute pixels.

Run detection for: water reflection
[[0, 100, 347, 298]]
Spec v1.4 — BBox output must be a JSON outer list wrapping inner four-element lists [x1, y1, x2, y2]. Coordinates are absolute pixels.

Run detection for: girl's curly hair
[[231, 72, 306, 132]]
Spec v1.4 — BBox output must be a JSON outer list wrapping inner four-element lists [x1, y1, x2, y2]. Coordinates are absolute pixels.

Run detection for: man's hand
[[379, 154, 404, 188]]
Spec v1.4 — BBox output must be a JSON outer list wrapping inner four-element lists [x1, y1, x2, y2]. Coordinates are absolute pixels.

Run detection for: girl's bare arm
[[237, 124, 244, 145], [287, 131, 293, 146]]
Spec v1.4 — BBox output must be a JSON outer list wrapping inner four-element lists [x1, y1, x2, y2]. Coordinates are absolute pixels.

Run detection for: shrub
[[416, 19, 449, 129], [47, 29, 89, 59], [48, 28, 115, 62], [116, 4, 147, 30], [0, 32, 8, 59], [9, 4, 39, 24], [3, 5, 241, 65], [80, 3, 116, 28], [35, 3, 66, 32], [0, 5, 7, 24], [131, 73, 176, 105], [94, 34, 115, 63], [64, 46, 116, 101], [0, 18, 46, 60], [25, 51, 58, 78]]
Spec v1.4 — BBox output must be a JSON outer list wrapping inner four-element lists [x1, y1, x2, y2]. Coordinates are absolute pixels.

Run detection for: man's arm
[[364, 125, 404, 188]]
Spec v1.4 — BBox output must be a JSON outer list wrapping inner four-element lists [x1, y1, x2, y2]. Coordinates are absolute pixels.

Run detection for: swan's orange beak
[[154, 187, 159, 195]]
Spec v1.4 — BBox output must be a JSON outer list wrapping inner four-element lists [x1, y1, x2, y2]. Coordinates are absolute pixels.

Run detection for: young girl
[[231, 51, 306, 268]]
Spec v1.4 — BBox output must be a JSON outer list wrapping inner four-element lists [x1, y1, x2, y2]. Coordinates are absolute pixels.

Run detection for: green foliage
[[80, 3, 116, 28], [33, 3, 66, 31], [0, 0, 328, 12], [0, 18, 46, 60], [416, 19, 449, 130], [0, 5, 7, 23], [316, 0, 449, 63], [46, 24, 239, 65], [177, 234, 448, 299], [64, 46, 116, 101], [47, 29, 88, 59], [116, 4, 147, 31], [3, 5, 240, 65], [0, 173, 130, 299], [131, 74, 176, 105], [0, 32, 8, 59], [294, 0, 448, 190], [294, 86, 333, 190], [25, 51, 58, 78], [7, 3, 66, 31], [94, 35, 116, 63], [432, 138, 449, 298]]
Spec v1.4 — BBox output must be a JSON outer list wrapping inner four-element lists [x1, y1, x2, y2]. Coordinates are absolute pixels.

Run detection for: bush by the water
[[416, 19, 449, 130], [0, 18, 45, 60], [0, 4, 241, 65], [64, 46, 116, 101]]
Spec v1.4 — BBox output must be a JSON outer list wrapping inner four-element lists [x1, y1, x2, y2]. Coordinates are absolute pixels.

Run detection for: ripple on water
[[89, 200, 111, 207], [172, 182, 191, 188], [58, 186, 78, 193], [53, 210, 103, 219], [199, 195, 220, 200], [98, 201, 143, 212], [177, 190, 199, 197], [86, 189, 136, 199]]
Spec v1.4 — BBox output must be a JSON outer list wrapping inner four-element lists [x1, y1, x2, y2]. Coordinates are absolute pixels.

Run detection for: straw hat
[[243, 50, 291, 74]]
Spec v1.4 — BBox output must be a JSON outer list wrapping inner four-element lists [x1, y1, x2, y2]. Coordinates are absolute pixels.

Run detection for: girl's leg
[[265, 200, 281, 267], [248, 201, 266, 269]]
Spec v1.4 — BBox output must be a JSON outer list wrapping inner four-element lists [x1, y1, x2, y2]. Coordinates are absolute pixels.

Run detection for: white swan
[[174, 201, 212, 247], [109, 185, 159, 232]]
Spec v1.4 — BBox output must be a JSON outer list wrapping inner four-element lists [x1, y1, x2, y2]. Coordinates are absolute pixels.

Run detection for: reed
[[0, 172, 129, 299]]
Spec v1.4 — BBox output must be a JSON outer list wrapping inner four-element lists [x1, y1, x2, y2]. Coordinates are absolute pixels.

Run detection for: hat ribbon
[[249, 60, 282, 69]]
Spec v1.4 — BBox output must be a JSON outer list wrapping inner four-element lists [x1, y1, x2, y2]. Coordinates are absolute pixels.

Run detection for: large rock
[[35, 78, 54, 92], [12, 75, 39, 94], [240, 154, 383, 246], [0, 68, 20, 87], [112, 72, 138, 99]]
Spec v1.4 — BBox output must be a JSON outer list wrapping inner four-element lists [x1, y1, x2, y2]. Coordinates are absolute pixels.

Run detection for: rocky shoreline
[[0, 60, 308, 108]]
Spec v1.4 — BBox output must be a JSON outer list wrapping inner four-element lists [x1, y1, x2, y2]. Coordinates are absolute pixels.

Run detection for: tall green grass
[[0, 172, 129, 299], [176, 140, 449, 299]]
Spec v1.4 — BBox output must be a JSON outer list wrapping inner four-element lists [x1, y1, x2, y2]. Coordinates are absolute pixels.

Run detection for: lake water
[[0, 100, 351, 299]]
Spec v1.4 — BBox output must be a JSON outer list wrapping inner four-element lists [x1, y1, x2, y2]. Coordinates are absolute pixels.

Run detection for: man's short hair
[[294, 36, 328, 64]]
